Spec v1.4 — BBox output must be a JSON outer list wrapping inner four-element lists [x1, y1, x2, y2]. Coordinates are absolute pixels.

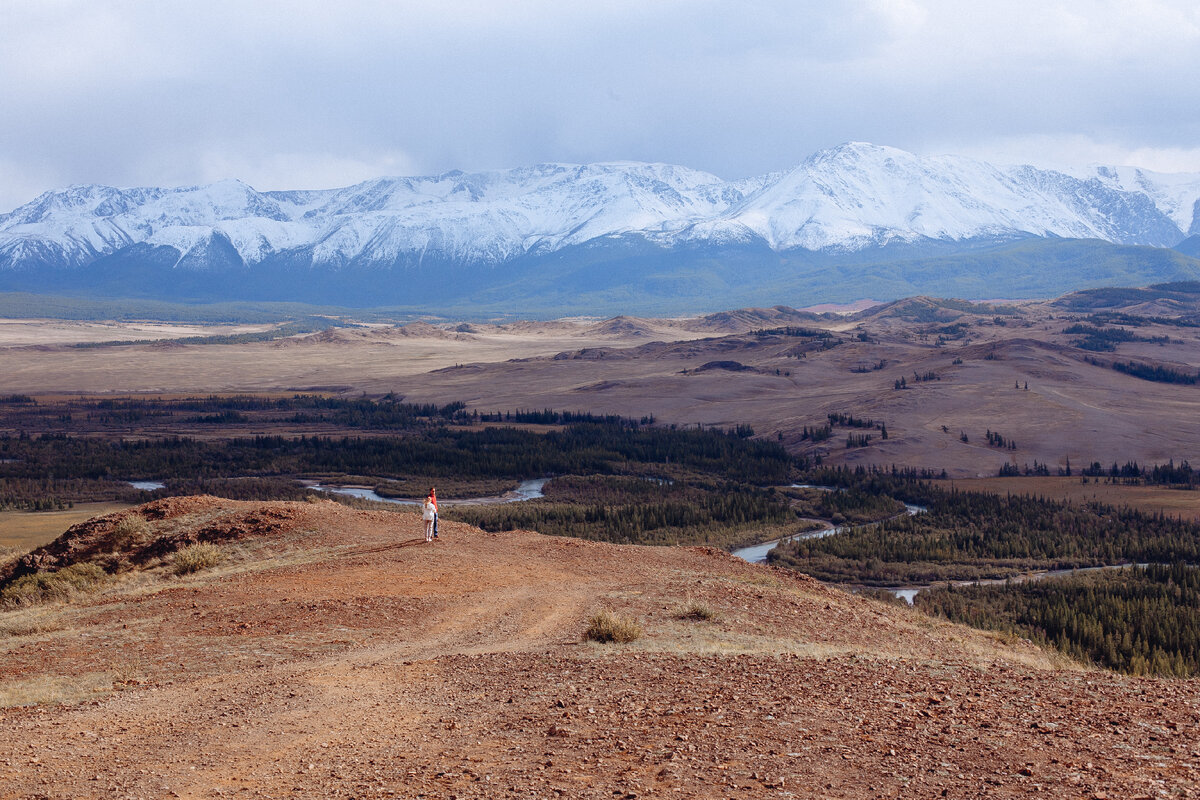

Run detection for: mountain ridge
[[5, 142, 1200, 311]]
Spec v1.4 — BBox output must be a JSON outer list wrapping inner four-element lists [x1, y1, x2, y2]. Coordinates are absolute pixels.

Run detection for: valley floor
[[5, 295, 1199, 478], [1, 497, 1196, 799]]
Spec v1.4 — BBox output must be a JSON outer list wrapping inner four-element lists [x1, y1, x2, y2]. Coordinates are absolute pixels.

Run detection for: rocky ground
[[1, 496, 1198, 799]]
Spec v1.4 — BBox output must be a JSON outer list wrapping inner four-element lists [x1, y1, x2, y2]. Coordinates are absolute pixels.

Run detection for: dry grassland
[[0, 316, 719, 395], [0, 503, 132, 550], [951, 476, 1200, 520], [0, 300, 1198, 479], [0, 318, 272, 347]]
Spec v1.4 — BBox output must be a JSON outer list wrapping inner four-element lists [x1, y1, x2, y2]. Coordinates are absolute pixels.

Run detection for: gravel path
[[1, 496, 1197, 798]]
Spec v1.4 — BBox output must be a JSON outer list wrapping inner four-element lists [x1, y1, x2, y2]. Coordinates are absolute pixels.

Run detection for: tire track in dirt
[[2, 497, 1197, 799]]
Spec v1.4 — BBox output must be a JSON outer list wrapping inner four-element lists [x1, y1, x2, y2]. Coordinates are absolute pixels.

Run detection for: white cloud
[[1, 0, 1200, 210], [193, 150, 424, 191], [938, 135, 1200, 175]]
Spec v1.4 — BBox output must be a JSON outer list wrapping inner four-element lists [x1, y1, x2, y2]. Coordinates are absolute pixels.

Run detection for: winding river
[[304, 478, 550, 506], [732, 502, 926, 567], [731, 485, 1160, 604], [128, 477, 549, 505]]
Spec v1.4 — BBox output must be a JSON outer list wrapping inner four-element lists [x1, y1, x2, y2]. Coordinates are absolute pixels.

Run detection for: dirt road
[[1, 497, 1197, 798]]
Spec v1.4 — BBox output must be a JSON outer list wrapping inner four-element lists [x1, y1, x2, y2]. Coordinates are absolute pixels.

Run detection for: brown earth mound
[[1, 496, 302, 583], [0, 498, 1197, 798], [588, 316, 659, 338], [690, 305, 823, 333]]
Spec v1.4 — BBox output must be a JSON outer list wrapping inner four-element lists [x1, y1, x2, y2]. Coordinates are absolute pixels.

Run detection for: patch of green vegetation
[[0, 416, 792, 492], [1083, 311, 1200, 329], [0, 477, 141, 511], [446, 475, 795, 548], [0, 292, 340, 323], [784, 485, 906, 526], [1150, 280, 1200, 294], [1062, 323, 1167, 351], [1055, 277, 1200, 312], [1082, 356, 1199, 384], [882, 297, 1021, 320], [1110, 360, 1198, 385], [769, 467, 1200, 585], [1079, 458, 1198, 487], [917, 564, 1200, 677]]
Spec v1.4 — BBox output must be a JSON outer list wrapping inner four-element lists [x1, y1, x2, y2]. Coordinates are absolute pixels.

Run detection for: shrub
[[0, 562, 109, 607], [584, 610, 643, 643], [173, 543, 223, 576], [675, 601, 719, 621], [110, 515, 152, 549]]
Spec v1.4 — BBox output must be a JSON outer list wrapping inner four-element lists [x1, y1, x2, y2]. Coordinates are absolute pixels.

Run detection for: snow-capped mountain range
[[3, 142, 1200, 311]]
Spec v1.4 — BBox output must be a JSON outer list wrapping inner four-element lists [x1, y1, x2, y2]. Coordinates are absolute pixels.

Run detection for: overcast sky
[[2, 0, 1200, 212]]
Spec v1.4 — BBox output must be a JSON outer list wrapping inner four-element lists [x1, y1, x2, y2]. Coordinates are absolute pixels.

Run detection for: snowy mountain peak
[[3, 144, 1200, 283]]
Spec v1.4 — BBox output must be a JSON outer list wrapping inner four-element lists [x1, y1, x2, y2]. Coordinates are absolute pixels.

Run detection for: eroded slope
[[0, 497, 1197, 798]]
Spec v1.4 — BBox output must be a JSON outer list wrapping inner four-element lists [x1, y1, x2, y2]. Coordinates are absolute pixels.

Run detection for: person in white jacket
[[422, 497, 436, 542]]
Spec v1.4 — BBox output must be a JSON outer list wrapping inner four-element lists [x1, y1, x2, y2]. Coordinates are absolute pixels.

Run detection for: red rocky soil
[[0, 496, 1197, 799]]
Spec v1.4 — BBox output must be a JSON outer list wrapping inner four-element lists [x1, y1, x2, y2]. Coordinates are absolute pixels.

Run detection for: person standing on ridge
[[429, 487, 439, 540], [422, 492, 436, 543]]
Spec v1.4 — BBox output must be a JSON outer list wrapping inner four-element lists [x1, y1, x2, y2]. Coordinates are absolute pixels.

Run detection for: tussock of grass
[[675, 601, 720, 622], [0, 562, 109, 607], [584, 610, 643, 643], [110, 514, 152, 549], [173, 542, 223, 575], [0, 672, 114, 708], [0, 612, 64, 638]]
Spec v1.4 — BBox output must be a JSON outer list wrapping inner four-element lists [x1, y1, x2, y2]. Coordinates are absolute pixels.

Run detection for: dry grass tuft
[[674, 600, 720, 622], [0, 610, 65, 638], [110, 514, 152, 549], [584, 610, 643, 643], [173, 542, 223, 575], [0, 672, 113, 708], [0, 562, 109, 607]]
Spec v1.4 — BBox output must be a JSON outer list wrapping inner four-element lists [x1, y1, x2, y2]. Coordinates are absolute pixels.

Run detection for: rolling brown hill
[[2, 291, 1198, 479], [386, 300, 1200, 478], [1, 497, 1197, 798]]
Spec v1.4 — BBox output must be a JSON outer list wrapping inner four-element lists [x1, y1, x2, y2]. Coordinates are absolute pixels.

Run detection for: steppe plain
[[2, 290, 1200, 798], [3, 292, 1199, 481]]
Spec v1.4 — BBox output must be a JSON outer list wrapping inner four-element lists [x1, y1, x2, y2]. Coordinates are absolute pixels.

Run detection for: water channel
[[303, 478, 550, 506], [128, 478, 549, 505], [732, 495, 926, 565], [730, 485, 1165, 604]]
